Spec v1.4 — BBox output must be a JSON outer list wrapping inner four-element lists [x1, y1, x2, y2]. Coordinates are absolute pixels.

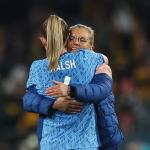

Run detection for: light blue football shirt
[[27, 49, 104, 150]]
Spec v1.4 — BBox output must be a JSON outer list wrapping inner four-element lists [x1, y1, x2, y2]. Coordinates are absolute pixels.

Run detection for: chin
[[72, 47, 79, 50], [71, 49, 78, 52]]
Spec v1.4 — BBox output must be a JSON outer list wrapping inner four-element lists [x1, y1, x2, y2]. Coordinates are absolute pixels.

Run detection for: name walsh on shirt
[[57, 59, 76, 70]]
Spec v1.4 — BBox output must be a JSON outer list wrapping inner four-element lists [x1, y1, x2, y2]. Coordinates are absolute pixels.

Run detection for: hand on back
[[96, 64, 112, 78], [52, 96, 83, 113]]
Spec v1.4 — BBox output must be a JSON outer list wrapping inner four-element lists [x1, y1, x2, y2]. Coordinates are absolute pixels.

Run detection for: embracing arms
[[23, 64, 112, 115], [46, 64, 112, 103]]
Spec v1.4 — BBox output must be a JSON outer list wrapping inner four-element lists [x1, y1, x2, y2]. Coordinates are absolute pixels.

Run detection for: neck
[[60, 48, 67, 55]]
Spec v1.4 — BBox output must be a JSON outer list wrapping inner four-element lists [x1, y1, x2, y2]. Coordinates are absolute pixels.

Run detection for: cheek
[[80, 43, 91, 49], [67, 42, 73, 49]]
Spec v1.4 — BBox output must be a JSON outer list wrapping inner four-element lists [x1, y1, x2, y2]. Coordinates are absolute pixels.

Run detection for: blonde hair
[[69, 24, 94, 46], [42, 15, 68, 71]]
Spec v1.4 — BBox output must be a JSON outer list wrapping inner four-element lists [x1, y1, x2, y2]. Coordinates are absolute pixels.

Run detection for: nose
[[73, 41, 80, 46], [73, 38, 80, 44], [71, 41, 80, 50], [72, 37, 80, 45]]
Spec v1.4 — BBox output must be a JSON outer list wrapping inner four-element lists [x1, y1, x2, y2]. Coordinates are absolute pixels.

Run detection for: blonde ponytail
[[43, 15, 68, 71]]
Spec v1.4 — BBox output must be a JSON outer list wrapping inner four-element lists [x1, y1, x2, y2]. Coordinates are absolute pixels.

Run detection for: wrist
[[69, 86, 76, 97], [52, 100, 58, 109], [67, 86, 71, 95], [48, 100, 56, 116]]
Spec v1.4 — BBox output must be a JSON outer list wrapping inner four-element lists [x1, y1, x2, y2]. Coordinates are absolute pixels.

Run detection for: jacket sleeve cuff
[[38, 95, 56, 116], [69, 84, 85, 101], [70, 86, 76, 98]]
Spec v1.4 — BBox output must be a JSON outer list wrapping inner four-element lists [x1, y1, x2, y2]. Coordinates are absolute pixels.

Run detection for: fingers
[[97, 64, 110, 72], [45, 85, 62, 96], [101, 54, 109, 64], [66, 101, 83, 113], [69, 104, 83, 109], [46, 92, 62, 97], [105, 65, 111, 73], [70, 100, 83, 106], [52, 96, 83, 114], [45, 84, 62, 93], [46, 90, 62, 96], [96, 64, 112, 78], [46, 85, 59, 91], [66, 108, 81, 113], [52, 80, 62, 85], [66, 102, 83, 113]]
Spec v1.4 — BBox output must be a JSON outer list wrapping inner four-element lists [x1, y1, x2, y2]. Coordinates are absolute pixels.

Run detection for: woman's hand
[[45, 80, 69, 97], [52, 96, 83, 113], [96, 64, 112, 78]]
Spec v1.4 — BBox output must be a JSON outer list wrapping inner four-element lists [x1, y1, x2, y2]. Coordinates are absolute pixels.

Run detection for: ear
[[39, 36, 47, 47]]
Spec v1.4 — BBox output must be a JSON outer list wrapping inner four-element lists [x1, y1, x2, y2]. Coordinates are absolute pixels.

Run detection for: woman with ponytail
[[39, 15, 68, 70], [23, 14, 122, 150]]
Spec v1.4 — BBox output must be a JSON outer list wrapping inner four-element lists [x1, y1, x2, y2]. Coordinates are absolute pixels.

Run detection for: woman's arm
[[69, 73, 112, 103], [22, 85, 55, 115], [22, 86, 82, 115], [46, 64, 112, 103]]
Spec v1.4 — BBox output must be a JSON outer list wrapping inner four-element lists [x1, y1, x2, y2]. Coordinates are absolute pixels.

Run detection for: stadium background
[[0, 0, 150, 149]]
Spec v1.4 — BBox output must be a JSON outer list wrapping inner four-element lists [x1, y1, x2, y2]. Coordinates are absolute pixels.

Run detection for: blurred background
[[0, 0, 150, 149]]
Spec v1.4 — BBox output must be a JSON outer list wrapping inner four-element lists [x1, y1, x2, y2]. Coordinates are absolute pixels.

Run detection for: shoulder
[[78, 48, 102, 57], [31, 58, 47, 65], [98, 53, 108, 64], [77, 49, 104, 61], [63, 49, 100, 58], [30, 58, 47, 68], [27, 58, 47, 86], [29, 58, 48, 74]]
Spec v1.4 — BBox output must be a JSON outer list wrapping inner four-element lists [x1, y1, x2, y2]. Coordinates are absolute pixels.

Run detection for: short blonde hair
[[69, 24, 94, 46]]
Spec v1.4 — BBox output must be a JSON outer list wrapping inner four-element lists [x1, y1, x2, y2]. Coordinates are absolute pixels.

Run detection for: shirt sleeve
[[83, 50, 105, 70], [95, 53, 105, 69], [80, 49, 105, 73]]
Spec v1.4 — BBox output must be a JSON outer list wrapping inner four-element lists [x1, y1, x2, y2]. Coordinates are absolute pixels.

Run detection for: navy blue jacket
[[23, 73, 123, 150], [70, 74, 123, 150]]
